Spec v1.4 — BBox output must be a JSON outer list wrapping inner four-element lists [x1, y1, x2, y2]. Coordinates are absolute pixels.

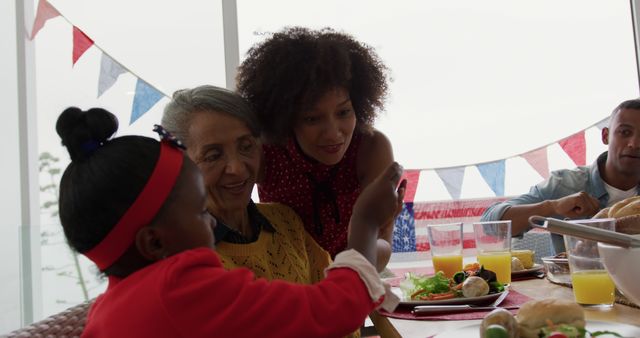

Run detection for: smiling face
[[603, 108, 640, 179], [154, 157, 217, 254], [185, 111, 260, 216], [293, 87, 357, 166]]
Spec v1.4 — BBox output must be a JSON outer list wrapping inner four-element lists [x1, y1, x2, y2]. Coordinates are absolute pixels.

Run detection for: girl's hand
[[348, 162, 405, 266]]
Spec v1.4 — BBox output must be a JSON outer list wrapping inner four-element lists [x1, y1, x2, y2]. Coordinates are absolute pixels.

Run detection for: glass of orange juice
[[473, 221, 511, 284], [427, 223, 463, 278], [564, 218, 616, 308]]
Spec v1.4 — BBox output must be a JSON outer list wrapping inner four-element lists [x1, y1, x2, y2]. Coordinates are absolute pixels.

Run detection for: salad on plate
[[399, 263, 506, 302]]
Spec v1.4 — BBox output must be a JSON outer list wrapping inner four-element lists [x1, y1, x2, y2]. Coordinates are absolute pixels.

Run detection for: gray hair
[[161, 85, 260, 146]]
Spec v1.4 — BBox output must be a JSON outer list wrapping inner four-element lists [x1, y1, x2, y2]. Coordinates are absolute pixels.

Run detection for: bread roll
[[511, 250, 534, 269], [511, 257, 525, 272], [615, 214, 640, 235], [593, 207, 610, 219], [614, 199, 640, 218], [608, 196, 640, 218], [593, 196, 640, 233], [480, 308, 518, 338], [516, 299, 585, 338]]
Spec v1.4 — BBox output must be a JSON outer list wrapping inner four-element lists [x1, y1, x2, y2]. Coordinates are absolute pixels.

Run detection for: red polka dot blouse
[[259, 133, 362, 257]]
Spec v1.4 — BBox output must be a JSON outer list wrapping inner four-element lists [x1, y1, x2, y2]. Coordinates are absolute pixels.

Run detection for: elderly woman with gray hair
[[162, 86, 408, 337], [161, 85, 332, 284]]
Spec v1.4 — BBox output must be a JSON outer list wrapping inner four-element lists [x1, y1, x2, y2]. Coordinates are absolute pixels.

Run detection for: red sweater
[[81, 248, 376, 338]]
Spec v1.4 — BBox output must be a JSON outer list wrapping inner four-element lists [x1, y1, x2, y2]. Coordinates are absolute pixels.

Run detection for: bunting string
[[392, 120, 607, 253], [30, 0, 614, 201], [400, 117, 610, 202], [30, 0, 169, 124]]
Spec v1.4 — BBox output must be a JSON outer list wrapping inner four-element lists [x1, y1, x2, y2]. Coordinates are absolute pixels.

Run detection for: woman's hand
[[352, 162, 406, 227], [348, 162, 406, 266]]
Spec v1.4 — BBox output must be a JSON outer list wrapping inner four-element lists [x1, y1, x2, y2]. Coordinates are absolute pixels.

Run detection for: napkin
[[384, 267, 435, 287]]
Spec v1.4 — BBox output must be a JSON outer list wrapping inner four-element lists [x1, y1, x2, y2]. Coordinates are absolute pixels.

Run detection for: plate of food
[[511, 249, 544, 277], [435, 321, 638, 338], [396, 263, 507, 306], [435, 298, 637, 338], [393, 287, 507, 306]]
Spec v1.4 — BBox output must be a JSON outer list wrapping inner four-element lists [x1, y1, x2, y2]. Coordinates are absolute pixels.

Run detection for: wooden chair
[[512, 228, 555, 262], [3, 301, 92, 338], [367, 311, 402, 338]]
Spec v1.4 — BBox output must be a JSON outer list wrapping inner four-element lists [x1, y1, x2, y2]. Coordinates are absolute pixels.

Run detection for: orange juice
[[478, 251, 511, 284], [571, 270, 615, 305], [432, 254, 463, 278]]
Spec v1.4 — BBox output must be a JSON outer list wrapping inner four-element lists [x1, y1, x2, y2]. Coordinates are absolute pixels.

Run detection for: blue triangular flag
[[98, 53, 127, 97], [392, 202, 416, 253], [130, 79, 164, 125], [435, 167, 465, 199], [477, 160, 505, 196]]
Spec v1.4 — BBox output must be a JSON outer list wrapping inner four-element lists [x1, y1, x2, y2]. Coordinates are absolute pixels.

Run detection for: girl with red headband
[[56, 107, 404, 338]]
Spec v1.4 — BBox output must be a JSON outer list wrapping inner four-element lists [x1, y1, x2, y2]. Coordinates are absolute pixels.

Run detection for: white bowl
[[598, 241, 640, 305]]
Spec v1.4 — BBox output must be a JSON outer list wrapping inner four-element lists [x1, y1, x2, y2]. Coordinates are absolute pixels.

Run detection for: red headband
[[84, 142, 184, 270]]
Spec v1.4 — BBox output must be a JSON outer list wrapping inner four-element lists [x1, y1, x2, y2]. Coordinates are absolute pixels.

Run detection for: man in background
[[481, 99, 640, 252]]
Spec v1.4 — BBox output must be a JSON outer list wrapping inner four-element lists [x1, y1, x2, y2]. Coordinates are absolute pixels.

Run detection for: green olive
[[485, 324, 509, 338]]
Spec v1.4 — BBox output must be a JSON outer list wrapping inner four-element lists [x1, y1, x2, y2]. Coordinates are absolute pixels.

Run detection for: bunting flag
[[72, 26, 94, 65], [559, 131, 586, 166], [436, 167, 465, 200], [521, 147, 549, 179], [32, 3, 169, 124], [477, 160, 505, 196], [596, 117, 610, 130], [401, 169, 421, 203], [98, 53, 127, 97], [131, 79, 164, 124], [392, 202, 417, 252], [30, 0, 60, 40]]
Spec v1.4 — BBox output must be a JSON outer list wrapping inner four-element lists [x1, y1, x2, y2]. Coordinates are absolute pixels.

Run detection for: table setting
[[379, 215, 640, 337]]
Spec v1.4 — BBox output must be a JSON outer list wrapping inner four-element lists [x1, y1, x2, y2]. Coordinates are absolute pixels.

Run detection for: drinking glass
[[473, 220, 512, 284], [427, 223, 463, 278], [564, 218, 616, 307]]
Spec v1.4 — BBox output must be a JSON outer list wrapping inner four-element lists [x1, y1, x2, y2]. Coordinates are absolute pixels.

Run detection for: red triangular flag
[[30, 0, 60, 40], [559, 131, 586, 166], [400, 169, 421, 203], [72, 26, 94, 66], [521, 148, 550, 179]]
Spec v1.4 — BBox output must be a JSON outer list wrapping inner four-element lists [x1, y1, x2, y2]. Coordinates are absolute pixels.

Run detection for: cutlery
[[412, 291, 514, 315], [411, 304, 520, 315], [528, 216, 640, 248]]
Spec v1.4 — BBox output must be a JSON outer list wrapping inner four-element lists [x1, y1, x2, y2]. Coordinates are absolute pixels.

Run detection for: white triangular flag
[[98, 53, 127, 97], [435, 167, 465, 200]]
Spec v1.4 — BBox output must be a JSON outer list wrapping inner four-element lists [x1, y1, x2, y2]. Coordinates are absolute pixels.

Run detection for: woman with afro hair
[[236, 26, 397, 271]]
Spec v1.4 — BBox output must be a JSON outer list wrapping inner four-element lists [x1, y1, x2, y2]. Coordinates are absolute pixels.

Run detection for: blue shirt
[[481, 152, 640, 252]]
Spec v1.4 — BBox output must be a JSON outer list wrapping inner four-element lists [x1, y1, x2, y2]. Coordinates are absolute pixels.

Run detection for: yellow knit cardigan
[[215, 203, 361, 338]]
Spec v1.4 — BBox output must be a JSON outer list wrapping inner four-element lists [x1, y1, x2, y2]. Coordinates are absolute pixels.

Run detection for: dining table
[[375, 250, 640, 338]]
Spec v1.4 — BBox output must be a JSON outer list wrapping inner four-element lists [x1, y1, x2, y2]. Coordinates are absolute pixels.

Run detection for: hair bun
[[56, 107, 119, 160]]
